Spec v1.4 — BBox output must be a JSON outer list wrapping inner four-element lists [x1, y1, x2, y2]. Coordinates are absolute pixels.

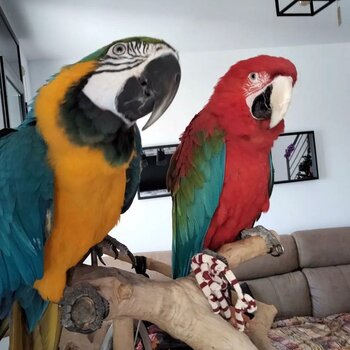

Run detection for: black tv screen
[[138, 144, 178, 199]]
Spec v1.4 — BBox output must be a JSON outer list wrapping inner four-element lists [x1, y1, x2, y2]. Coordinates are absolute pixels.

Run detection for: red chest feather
[[204, 141, 270, 250]]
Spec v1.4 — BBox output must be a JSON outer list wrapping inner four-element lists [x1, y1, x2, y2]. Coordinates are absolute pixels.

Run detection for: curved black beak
[[141, 54, 181, 130], [115, 53, 181, 130]]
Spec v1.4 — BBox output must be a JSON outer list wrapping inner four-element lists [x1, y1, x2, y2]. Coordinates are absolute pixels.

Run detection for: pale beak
[[249, 75, 293, 128], [269, 76, 293, 128]]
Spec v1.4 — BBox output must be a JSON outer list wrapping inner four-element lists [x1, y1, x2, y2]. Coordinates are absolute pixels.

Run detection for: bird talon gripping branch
[[241, 225, 285, 257], [91, 235, 137, 267]]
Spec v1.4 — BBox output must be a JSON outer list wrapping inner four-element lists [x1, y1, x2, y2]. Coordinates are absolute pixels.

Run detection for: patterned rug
[[268, 313, 350, 350]]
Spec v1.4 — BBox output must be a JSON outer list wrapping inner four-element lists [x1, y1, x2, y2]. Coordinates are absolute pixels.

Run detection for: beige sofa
[[233, 227, 350, 349], [234, 227, 350, 319]]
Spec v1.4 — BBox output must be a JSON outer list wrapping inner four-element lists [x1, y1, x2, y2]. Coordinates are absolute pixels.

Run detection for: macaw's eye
[[113, 44, 126, 56], [248, 72, 258, 82]]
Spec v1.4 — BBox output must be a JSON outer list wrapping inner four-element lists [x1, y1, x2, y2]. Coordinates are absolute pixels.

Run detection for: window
[[0, 56, 25, 127], [0, 6, 25, 128]]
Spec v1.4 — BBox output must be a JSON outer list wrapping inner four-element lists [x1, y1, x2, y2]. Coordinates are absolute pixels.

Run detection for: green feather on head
[[79, 36, 173, 62]]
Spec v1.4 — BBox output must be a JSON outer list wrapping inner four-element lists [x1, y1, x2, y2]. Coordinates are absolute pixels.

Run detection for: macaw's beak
[[251, 75, 293, 129], [116, 53, 181, 130]]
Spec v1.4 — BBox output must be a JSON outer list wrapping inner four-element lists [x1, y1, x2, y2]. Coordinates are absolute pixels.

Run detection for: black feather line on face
[[99, 58, 144, 68], [59, 73, 135, 166]]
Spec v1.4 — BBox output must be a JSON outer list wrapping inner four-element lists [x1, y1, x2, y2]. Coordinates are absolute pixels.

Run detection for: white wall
[[28, 42, 350, 253]]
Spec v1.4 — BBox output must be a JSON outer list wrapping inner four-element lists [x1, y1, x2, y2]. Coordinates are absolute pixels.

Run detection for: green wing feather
[[0, 114, 61, 348], [168, 130, 226, 278]]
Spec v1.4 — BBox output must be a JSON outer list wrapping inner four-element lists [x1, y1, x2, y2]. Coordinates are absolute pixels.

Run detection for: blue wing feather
[[170, 133, 226, 278], [0, 117, 54, 330]]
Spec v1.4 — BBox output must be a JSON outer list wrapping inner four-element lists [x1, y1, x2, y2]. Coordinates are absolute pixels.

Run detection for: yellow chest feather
[[33, 61, 132, 302]]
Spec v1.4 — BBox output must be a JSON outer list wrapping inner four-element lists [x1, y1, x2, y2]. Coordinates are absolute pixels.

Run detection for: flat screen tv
[[138, 144, 178, 199]]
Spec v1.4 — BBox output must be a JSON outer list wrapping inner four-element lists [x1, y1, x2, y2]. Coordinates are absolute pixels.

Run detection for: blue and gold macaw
[[0, 37, 180, 349]]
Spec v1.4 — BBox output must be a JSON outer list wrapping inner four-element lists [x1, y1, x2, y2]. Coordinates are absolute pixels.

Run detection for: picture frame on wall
[[271, 131, 319, 184], [138, 144, 178, 200]]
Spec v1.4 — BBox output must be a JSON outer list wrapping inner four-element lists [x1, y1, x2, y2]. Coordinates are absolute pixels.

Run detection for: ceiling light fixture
[[275, 0, 336, 16]]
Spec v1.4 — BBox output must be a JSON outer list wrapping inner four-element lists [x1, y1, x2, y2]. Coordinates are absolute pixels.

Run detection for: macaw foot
[[61, 283, 109, 334], [241, 225, 284, 257], [90, 235, 136, 268], [34, 270, 67, 303], [191, 251, 257, 332]]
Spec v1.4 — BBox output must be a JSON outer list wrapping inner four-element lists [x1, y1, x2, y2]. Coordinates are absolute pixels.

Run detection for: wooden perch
[[102, 233, 271, 276], [218, 234, 270, 265], [61, 234, 277, 350], [102, 246, 172, 278], [63, 266, 256, 350]]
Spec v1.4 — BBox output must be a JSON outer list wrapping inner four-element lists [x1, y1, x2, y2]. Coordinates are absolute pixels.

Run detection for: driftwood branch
[[63, 266, 257, 350], [112, 317, 133, 350], [218, 235, 269, 265], [61, 234, 279, 350]]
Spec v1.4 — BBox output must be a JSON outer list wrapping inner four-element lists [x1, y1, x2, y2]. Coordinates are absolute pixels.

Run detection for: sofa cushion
[[293, 227, 350, 268], [233, 235, 298, 280], [303, 265, 350, 317], [244, 271, 312, 319]]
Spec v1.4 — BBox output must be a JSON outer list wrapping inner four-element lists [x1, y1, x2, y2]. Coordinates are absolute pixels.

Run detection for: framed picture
[[138, 144, 178, 200], [271, 131, 319, 184]]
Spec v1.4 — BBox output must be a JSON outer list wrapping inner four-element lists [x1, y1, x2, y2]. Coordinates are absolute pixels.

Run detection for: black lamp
[[275, 0, 336, 16]]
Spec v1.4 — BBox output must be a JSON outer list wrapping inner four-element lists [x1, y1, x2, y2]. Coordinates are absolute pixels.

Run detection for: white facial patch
[[82, 71, 129, 115], [81, 43, 177, 117], [244, 72, 270, 97]]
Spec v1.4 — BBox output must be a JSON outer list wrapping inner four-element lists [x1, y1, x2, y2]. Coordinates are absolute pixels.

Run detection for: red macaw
[[168, 55, 297, 278]]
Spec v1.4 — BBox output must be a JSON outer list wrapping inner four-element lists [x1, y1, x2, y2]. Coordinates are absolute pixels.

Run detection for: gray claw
[[127, 251, 137, 269], [270, 243, 285, 257], [104, 236, 136, 267], [90, 245, 106, 266], [97, 254, 106, 266], [92, 235, 136, 267], [104, 236, 136, 268], [241, 225, 284, 257]]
